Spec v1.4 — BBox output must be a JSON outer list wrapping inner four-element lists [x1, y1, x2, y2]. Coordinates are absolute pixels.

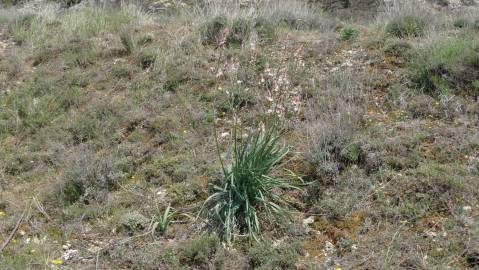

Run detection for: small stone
[[61, 249, 78, 261], [303, 216, 315, 227]]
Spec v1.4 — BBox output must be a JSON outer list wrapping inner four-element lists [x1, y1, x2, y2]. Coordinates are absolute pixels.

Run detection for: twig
[[384, 223, 406, 265], [0, 203, 29, 253], [33, 196, 51, 222]]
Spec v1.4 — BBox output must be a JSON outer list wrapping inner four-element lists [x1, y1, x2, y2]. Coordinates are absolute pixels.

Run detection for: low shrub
[[119, 28, 135, 55], [305, 71, 366, 178], [137, 33, 154, 46], [383, 39, 412, 57], [178, 235, 219, 268], [200, 15, 228, 45], [58, 145, 131, 205], [248, 240, 301, 269], [340, 26, 359, 41], [453, 18, 470, 28], [253, 17, 276, 44], [137, 49, 156, 69], [227, 17, 251, 46], [452, 18, 479, 30], [409, 37, 479, 96], [386, 16, 426, 38], [272, 10, 335, 31]]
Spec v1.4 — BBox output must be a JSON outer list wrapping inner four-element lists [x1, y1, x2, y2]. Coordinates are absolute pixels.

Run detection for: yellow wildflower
[[52, 259, 64, 265], [0, 211, 5, 217]]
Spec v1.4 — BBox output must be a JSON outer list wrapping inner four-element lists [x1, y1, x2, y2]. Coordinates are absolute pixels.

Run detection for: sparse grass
[[305, 71, 366, 178], [1, 1, 479, 269], [8, 5, 149, 48]]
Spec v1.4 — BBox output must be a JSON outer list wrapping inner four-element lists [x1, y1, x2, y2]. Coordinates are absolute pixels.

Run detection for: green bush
[[200, 15, 228, 45], [340, 142, 361, 163], [227, 17, 252, 46], [383, 39, 412, 57], [120, 28, 135, 55], [386, 16, 426, 38], [215, 86, 256, 114], [137, 33, 154, 46], [452, 18, 479, 30], [340, 26, 359, 41], [248, 240, 301, 269], [179, 235, 219, 267], [453, 18, 471, 28], [409, 37, 479, 96], [59, 0, 82, 8], [111, 65, 133, 79], [59, 146, 130, 205], [137, 49, 156, 69], [474, 19, 479, 30], [253, 17, 276, 44], [199, 125, 299, 243]]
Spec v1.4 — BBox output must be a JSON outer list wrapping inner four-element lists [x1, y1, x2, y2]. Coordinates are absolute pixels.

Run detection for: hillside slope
[[0, 0, 478, 269]]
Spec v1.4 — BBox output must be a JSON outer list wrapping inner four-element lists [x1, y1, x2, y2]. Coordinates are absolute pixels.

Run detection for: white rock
[[303, 216, 315, 227]]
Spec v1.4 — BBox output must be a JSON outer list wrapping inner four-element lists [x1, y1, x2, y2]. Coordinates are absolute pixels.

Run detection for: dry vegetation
[[0, 0, 478, 269]]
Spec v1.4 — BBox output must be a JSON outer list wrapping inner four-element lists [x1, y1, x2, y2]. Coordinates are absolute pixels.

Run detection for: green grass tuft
[[340, 25, 359, 41], [199, 124, 299, 243]]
